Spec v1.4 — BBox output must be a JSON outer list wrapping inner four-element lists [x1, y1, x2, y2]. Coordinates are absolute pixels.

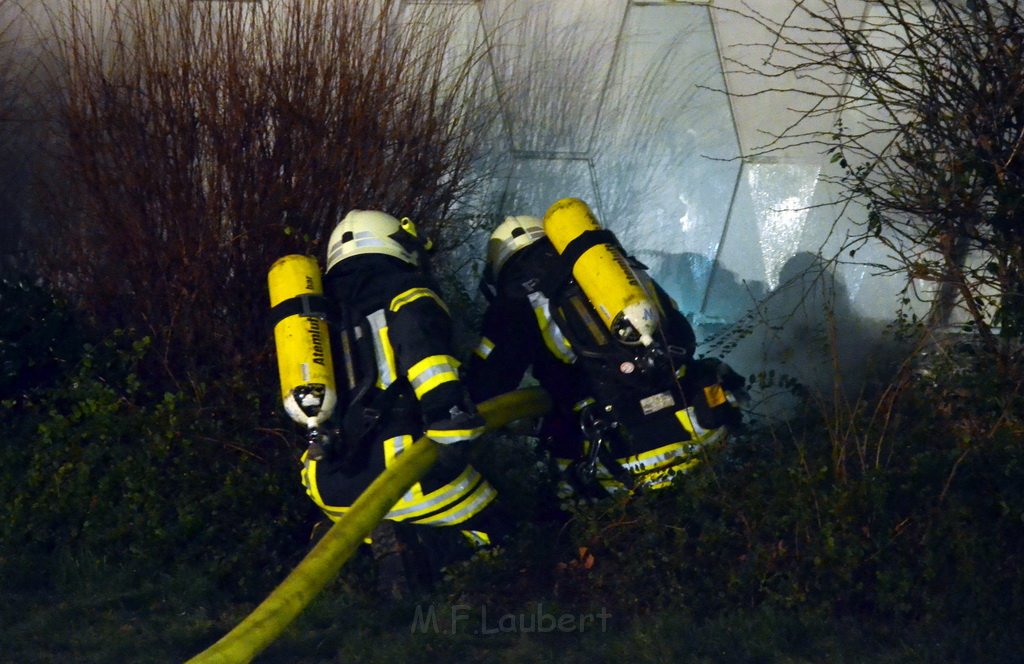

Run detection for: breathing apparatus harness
[[327, 305, 390, 468], [307, 212, 434, 464], [534, 230, 691, 496], [480, 201, 723, 496], [568, 401, 636, 496], [540, 228, 687, 398]]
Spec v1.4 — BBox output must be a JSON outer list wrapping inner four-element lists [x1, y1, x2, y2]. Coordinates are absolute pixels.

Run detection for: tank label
[[610, 251, 639, 287], [307, 318, 326, 366], [640, 391, 675, 415]]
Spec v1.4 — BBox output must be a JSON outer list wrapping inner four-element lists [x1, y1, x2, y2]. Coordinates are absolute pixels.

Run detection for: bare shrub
[[36, 0, 494, 383], [724, 0, 1024, 378], [0, 0, 18, 147], [0, 0, 35, 275]]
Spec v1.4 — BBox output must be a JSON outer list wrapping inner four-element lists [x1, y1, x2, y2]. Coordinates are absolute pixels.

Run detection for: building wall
[[3, 0, 915, 391], [433, 0, 917, 396]]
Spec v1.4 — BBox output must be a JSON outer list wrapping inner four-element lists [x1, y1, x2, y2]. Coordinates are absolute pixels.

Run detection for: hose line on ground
[[187, 387, 551, 664]]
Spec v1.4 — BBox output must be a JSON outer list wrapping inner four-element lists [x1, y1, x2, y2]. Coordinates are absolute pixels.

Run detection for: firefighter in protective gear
[[467, 204, 745, 499], [301, 209, 503, 565]]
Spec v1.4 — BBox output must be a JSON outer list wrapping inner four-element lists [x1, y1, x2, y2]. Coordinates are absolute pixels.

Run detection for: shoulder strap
[[267, 293, 332, 330], [336, 305, 405, 445]]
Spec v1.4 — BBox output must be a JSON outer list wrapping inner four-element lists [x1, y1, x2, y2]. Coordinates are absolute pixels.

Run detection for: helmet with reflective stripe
[[486, 215, 545, 282], [325, 210, 428, 272]]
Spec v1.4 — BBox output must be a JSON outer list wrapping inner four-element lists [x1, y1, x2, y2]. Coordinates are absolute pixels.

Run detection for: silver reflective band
[[327, 232, 387, 265], [427, 425, 485, 444], [366, 309, 394, 387], [385, 468, 481, 519], [409, 361, 457, 392], [618, 443, 699, 474], [474, 337, 494, 359], [417, 482, 497, 526], [495, 226, 545, 271], [352, 230, 387, 248], [529, 291, 576, 363]]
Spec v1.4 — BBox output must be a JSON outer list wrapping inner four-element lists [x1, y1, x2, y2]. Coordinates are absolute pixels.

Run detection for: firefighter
[[466, 201, 745, 500], [302, 209, 504, 593]]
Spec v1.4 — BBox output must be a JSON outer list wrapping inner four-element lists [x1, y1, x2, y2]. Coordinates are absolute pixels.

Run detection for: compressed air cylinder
[[543, 197, 660, 347], [267, 255, 338, 430]]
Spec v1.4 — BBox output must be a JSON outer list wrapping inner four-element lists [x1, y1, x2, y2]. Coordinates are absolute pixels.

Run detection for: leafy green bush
[[4, 276, 1023, 660], [0, 325, 317, 599], [437, 343, 1024, 660], [0, 277, 85, 400]]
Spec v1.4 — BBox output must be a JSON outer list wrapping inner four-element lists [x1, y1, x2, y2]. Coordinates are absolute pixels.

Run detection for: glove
[[689, 358, 746, 431]]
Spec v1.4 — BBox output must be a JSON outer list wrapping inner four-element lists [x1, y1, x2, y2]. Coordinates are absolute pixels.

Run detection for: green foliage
[[0, 277, 85, 400], [0, 326, 316, 599], [2, 268, 1023, 662], [436, 341, 1024, 661]]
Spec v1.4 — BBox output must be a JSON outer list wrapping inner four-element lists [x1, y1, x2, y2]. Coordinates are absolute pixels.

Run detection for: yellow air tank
[[267, 255, 338, 434], [543, 198, 660, 347]]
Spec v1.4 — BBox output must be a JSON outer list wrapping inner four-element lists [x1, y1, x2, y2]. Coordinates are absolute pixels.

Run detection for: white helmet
[[325, 210, 428, 272], [486, 215, 545, 282]]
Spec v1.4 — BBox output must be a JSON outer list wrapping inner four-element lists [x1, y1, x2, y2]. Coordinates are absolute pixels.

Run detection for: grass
[[2, 572, 222, 663], [0, 559, 982, 664]]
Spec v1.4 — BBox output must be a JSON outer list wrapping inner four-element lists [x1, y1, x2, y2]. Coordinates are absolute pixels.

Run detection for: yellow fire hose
[[187, 387, 551, 664]]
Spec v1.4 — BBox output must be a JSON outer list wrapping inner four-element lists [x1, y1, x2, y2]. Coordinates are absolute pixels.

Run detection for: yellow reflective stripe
[[426, 422, 485, 444], [572, 397, 596, 412], [382, 434, 423, 503], [300, 450, 310, 487], [676, 407, 729, 447], [302, 454, 327, 508], [407, 354, 460, 399], [675, 406, 709, 438], [384, 466, 481, 520], [390, 287, 450, 315], [303, 442, 424, 520], [634, 460, 702, 490], [320, 506, 350, 522], [528, 291, 575, 363], [461, 530, 491, 548], [366, 309, 396, 388], [412, 480, 497, 526], [551, 434, 717, 498], [382, 434, 406, 466], [427, 430, 484, 444], [617, 440, 700, 475], [473, 337, 495, 359], [302, 455, 352, 521]]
